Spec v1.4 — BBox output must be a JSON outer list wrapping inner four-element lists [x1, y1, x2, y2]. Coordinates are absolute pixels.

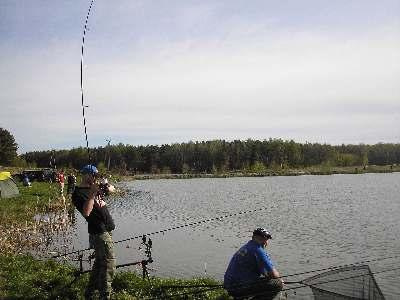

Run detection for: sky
[[1, 0, 399, 153]]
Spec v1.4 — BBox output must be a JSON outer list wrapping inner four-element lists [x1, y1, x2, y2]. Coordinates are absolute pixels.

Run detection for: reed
[[0, 181, 74, 256]]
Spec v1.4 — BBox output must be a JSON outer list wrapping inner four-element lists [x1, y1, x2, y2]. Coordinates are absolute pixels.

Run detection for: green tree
[[0, 128, 18, 165], [251, 161, 267, 173], [19, 139, 400, 173], [285, 140, 302, 167], [337, 153, 358, 167], [12, 156, 28, 167]]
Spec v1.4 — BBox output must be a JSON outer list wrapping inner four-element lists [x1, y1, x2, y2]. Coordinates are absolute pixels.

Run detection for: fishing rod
[[78, 235, 153, 278], [52, 197, 400, 262], [66, 235, 154, 290], [146, 265, 400, 299], [80, 0, 96, 163], [161, 253, 400, 285], [280, 253, 400, 279], [52, 206, 271, 258], [144, 254, 400, 293]]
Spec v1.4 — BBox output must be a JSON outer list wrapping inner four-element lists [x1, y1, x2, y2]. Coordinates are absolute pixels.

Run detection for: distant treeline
[[22, 139, 400, 174]]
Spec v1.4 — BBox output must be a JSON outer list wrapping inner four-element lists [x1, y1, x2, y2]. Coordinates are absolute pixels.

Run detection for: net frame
[[302, 265, 385, 300]]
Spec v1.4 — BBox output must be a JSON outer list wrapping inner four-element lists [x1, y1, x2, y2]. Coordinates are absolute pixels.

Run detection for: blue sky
[[1, 1, 399, 153]]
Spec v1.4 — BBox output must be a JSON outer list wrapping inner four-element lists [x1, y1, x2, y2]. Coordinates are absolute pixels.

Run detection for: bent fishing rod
[[80, 0, 96, 162]]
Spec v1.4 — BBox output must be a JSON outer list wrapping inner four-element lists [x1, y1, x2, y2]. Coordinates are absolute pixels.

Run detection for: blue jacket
[[224, 240, 274, 289]]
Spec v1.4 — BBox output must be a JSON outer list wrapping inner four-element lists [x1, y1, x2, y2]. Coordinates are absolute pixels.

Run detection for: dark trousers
[[227, 278, 283, 300]]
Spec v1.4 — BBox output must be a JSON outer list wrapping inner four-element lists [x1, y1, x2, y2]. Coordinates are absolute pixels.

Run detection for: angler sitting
[[224, 228, 284, 299]]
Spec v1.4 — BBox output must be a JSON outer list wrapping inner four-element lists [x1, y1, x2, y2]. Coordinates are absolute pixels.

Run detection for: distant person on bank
[[22, 174, 31, 187], [72, 165, 116, 300], [224, 228, 284, 299], [67, 172, 77, 195], [57, 170, 65, 195]]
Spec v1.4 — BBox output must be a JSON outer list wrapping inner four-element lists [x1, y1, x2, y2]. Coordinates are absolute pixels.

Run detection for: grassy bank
[[0, 178, 228, 299], [0, 181, 63, 224], [0, 255, 229, 299], [0, 180, 70, 255]]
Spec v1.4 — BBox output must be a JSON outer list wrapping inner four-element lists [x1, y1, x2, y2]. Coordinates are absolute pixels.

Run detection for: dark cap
[[81, 165, 98, 175], [253, 228, 272, 240]]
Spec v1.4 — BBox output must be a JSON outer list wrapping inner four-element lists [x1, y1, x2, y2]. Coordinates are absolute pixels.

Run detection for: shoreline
[[124, 165, 399, 181]]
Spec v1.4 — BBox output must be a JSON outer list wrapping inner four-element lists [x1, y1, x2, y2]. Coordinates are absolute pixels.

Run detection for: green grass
[[0, 178, 229, 299], [0, 255, 229, 299], [0, 181, 63, 225], [0, 254, 85, 299]]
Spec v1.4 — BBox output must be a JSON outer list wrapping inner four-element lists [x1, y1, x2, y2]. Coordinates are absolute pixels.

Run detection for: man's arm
[[266, 268, 281, 279], [82, 184, 98, 217], [266, 268, 284, 284], [256, 248, 284, 285]]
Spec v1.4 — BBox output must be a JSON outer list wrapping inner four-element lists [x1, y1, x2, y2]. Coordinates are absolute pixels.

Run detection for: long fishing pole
[[146, 265, 400, 299], [80, 0, 96, 163], [52, 206, 271, 258], [152, 257, 400, 291]]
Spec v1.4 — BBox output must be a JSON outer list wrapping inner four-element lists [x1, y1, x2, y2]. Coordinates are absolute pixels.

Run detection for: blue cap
[[81, 165, 98, 175]]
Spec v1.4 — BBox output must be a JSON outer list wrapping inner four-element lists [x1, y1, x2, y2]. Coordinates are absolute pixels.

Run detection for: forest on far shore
[[20, 139, 400, 174]]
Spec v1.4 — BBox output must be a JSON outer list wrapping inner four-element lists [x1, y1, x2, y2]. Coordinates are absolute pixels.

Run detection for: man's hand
[[94, 198, 107, 208], [279, 277, 285, 286], [107, 184, 116, 193]]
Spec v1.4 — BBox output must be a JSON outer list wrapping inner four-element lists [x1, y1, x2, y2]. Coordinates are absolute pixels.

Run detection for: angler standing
[[72, 165, 116, 300], [224, 228, 284, 299]]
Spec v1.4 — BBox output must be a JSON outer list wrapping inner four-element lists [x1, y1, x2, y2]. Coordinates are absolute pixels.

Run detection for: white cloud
[[84, 25, 400, 121], [1, 11, 399, 152]]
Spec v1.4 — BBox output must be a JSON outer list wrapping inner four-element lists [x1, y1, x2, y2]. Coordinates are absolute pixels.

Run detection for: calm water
[[67, 173, 400, 299]]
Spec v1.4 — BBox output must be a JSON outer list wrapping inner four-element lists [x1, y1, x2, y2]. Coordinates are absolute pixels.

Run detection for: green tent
[[0, 171, 19, 198]]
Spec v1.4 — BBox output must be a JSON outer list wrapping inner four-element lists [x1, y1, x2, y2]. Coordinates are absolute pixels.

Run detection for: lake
[[66, 173, 400, 299]]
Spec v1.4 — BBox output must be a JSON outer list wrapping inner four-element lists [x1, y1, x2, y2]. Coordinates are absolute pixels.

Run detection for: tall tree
[[0, 128, 18, 165]]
